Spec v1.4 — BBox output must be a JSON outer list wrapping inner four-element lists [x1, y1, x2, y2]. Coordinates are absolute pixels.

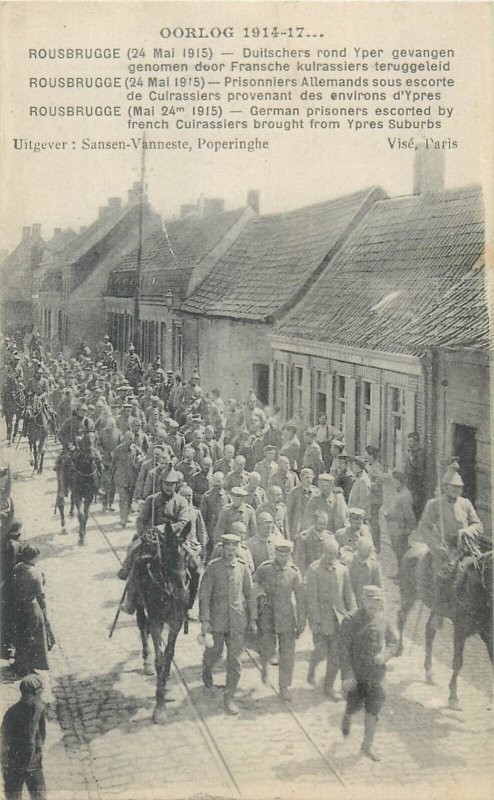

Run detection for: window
[[160, 322, 166, 360], [335, 375, 346, 433], [315, 369, 327, 418], [172, 322, 183, 372], [362, 380, 372, 449], [274, 362, 286, 414], [292, 366, 303, 417], [390, 386, 405, 469]]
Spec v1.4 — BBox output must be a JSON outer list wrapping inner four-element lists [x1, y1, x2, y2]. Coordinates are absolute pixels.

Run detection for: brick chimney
[[31, 223, 42, 239], [53, 227, 62, 238], [413, 145, 445, 194], [247, 190, 260, 213], [21, 225, 31, 243], [107, 197, 122, 211]]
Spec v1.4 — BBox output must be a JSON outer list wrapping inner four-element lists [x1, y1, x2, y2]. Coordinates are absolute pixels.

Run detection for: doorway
[[452, 424, 477, 503], [253, 363, 270, 406]]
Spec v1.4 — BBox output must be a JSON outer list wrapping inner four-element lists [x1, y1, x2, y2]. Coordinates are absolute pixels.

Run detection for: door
[[452, 424, 477, 503], [252, 363, 270, 406]]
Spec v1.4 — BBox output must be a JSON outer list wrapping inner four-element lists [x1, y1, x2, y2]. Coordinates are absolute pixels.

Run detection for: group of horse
[[1, 374, 492, 723], [2, 377, 51, 472]]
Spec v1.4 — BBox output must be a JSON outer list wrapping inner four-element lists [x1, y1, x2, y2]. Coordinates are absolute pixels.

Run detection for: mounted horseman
[[398, 469, 492, 707], [1, 354, 26, 443], [123, 344, 143, 390], [116, 468, 201, 718], [97, 335, 117, 372]]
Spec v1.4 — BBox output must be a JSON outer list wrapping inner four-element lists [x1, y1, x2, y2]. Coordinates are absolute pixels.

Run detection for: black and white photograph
[[0, 2, 492, 799]]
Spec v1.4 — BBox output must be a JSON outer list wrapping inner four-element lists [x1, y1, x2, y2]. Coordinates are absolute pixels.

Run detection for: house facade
[[104, 196, 256, 369], [270, 185, 489, 521], [179, 187, 386, 401]]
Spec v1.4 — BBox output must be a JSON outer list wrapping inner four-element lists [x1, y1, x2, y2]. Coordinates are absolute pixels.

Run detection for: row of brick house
[[1, 150, 491, 525]]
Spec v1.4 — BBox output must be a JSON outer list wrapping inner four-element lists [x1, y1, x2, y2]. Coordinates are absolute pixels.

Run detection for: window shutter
[[370, 383, 382, 449], [346, 377, 357, 453]]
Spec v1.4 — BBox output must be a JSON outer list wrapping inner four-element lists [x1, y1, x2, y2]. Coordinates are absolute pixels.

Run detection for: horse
[[397, 540, 493, 708], [1, 380, 25, 444], [25, 396, 51, 473], [132, 520, 199, 720], [71, 436, 102, 544], [54, 447, 75, 532]]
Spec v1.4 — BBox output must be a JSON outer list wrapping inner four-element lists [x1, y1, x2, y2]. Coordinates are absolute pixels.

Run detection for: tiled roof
[[106, 208, 246, 299], [57, 204, 135, 267], [180, 188, 385, 321], [275, 186, 485, 355], [406, 264, 489, 351], [1, 236, 45, 299]]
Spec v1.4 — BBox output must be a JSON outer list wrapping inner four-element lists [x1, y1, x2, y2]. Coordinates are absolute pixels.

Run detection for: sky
[[1, 1, 492, 252]]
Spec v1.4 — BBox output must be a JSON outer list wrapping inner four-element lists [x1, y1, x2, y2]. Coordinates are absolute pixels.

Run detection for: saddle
[[410, 542, 477, 618]]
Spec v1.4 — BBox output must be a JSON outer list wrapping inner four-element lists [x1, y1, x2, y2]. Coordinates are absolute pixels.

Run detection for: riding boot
[[361, 713, 380, 761], [223, 692, 239, 716]]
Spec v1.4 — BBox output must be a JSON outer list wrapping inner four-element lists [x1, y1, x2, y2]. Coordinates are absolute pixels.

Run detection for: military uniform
[[189, 470, 213, 509], [246, 532, 285, 571], [200, 486, 231, 556], [419, 491, 483, 613], [304, 490, 348, 533], [339, 593, 399, 759], [258, 501, 290, 540], [385, 486, 416, 569], [348, 557, 383, 607], [136, 490, 190, 536], [213, 502, 257, 545], [211, 540, 255, 574], [199, 553, 256, 699], [254, 554, 305, 691], [268, 470, 300, 504], [286, 484, 319, 539], [336, 523, 373, 553], [294, 527, 334, 576], [306, 557, 357, 693]]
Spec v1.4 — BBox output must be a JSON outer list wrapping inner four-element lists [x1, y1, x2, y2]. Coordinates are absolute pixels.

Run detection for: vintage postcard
[[0, 2, 492, 800]]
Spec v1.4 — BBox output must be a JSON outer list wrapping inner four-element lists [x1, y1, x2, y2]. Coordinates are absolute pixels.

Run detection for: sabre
[[109, 581, 129, 638]]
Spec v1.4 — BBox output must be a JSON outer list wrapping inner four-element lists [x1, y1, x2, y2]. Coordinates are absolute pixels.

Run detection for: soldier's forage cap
[[13, 354, 20, 361], [348, 507, 365, 518], [221, 533, 241, 544], [137, 386, 145, 394], [363, 585, 384, 599], [19, 674, 44, 696], [76, 404, 89, 414], [275, 541, 294, 552], [122, 403, 133, 409], [128, 344, 135, 351], [263, 445, 276, 453], [318, 473, 335, 483], [231, 486, 247, 497], [168, 419, 179, 429], [351, 455, 367, 469], [443, 469, 464, 487], [162, 467, 181, 483], [167, 370, 174, 375], [116, 385, 128, 393], [300, 467, 314, 477]]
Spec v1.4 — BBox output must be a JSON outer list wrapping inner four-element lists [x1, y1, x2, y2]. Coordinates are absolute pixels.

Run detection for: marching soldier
[[214, 487, 257, 546], [253, 540, 305, 701], [306, 536, 357, 699], [340, 585, 399, 761], [246, 512, 284, 571], [199, 532, 257, 715]]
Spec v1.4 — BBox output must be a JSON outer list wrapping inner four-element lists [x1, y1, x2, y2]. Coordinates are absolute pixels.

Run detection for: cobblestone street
[[2, 437, 493, 800]]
